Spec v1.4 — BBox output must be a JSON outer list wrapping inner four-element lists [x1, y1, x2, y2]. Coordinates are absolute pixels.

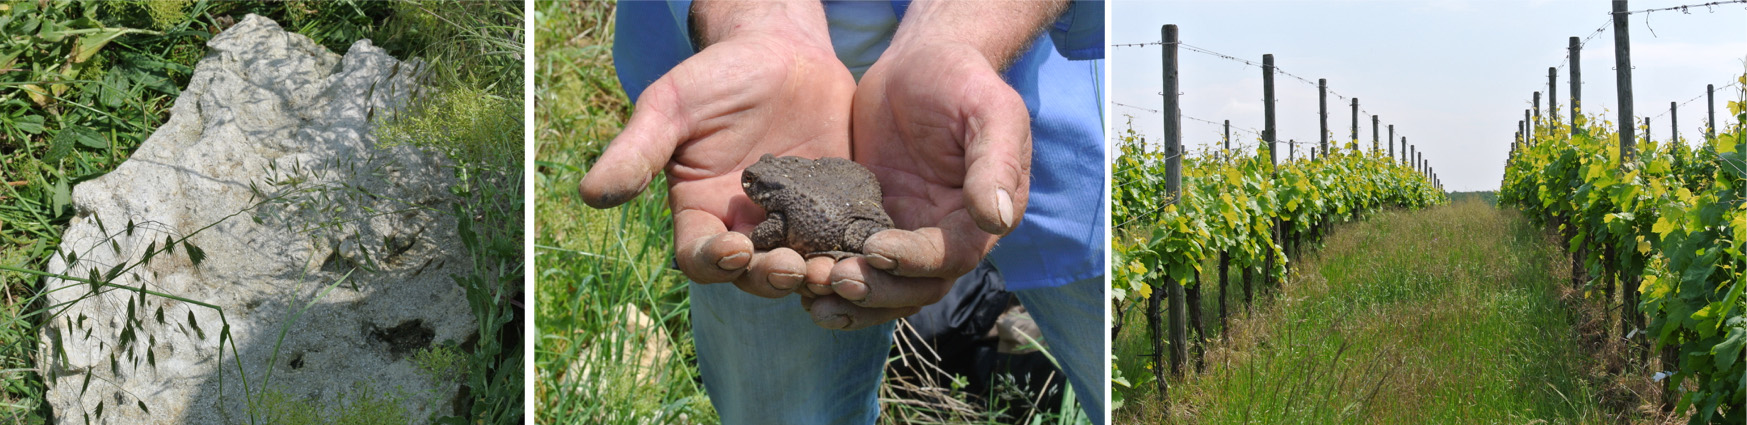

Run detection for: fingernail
[[582, 186, 636, 209], [717, 252, 750, 270], [866, 254, 895, 270], [832, 278, 868, 301], [770, 272, 803, 290], [808, 282, 835, 296], [996, 188, 1015, 230]]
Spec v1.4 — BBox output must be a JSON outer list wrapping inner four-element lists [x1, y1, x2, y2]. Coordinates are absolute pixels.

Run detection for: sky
[[1107, 0, 1747, 192]]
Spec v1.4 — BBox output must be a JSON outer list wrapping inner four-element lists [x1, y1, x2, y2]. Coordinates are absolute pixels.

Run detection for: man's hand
[[578, 0, 854, 298], [802, 1, 1068, 330]]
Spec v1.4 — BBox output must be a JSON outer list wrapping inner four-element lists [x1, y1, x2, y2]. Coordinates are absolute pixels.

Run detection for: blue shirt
[[614, 1, 1105, 290]]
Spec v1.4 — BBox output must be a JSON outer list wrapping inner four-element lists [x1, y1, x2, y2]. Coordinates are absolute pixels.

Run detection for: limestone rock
[[37, 15, 473, 424]]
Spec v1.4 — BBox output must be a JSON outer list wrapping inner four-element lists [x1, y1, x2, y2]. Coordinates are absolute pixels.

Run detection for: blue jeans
[[691, 274, 1106, 424]]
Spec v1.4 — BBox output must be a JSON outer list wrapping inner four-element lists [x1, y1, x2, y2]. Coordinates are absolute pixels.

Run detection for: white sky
[[1107, 0, 1747, 192]]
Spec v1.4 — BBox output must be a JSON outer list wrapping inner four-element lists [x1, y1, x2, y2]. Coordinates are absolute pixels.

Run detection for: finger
[[861, 215, 993, 278], [745, 248, 806, 293], [805, 295, 921, 331], [578, 82, 691, 208], [959, 75, 1032, 235], [672, 209, 753, 284], [828, 259, 953, 309], [729, 275, 790, 299], [803, 256, 836, 296]]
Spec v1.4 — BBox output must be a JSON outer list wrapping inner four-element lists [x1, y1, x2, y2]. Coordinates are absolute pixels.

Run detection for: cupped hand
[[801, 38, 1033, 331], [578, 18, 856, 298]]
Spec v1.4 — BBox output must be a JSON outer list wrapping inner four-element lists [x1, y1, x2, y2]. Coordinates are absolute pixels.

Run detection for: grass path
[[1118, 200, 1622, 424]]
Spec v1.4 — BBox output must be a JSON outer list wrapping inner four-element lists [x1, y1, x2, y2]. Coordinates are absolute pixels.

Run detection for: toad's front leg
[[840, 217, 889, 255], [752, 211, 788, 251]]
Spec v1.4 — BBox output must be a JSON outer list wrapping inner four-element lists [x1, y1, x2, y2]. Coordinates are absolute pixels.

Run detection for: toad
[[741, 154, 894, 259]]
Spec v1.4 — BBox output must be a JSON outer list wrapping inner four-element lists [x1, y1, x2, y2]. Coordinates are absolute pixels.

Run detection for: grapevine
[[1499, 75, 1746, 424]]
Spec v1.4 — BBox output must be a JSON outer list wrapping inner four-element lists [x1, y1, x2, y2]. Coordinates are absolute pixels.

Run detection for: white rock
[[37, 15, 473, 424]]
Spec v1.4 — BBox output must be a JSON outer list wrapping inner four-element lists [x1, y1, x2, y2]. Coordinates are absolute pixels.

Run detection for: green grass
[[1116, 200, 1620, 424], [1, 1, 523, 423]]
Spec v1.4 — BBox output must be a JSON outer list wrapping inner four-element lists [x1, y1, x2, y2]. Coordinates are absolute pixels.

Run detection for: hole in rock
[[368, 319, 434, 360]]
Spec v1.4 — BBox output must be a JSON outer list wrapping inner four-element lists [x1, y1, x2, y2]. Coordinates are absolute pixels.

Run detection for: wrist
[[889, 0, 1068, 70], [691, 0, 834, 51]]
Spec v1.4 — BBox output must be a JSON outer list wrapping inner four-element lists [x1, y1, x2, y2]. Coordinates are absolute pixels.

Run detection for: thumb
[[959, 77, 1032, 235], [578, 83, 692, 208]]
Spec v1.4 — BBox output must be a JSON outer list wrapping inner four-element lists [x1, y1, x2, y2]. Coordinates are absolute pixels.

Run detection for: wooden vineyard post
[[1534, 91, 1542, 124], [1612, 0, 1643, 361], [1570, 36, 1582, 127], [1672, 102, 1682, 168], [1614, 0, 1635, 161], [1525, 110, 1532, 143], [1567, 37, 1587, 290], [1286, 137, 1295, 255], [1520, 120, 1527, 150], [1161, 22, 1189, 386], [1350, 98, 1359, 151], [1659, 123, 1679, 412], [1708, 84, 1716, 139], [1219, 246, 1229, 339], [1372, 115, 1380, 154], [1388, 125, 1395, 162], [1397, 139, 1411, 166], [1263, 53, 1281, 293], [1549, 67, 1560, 129], [1320, 79, 1330, 154], [1220, 119, 1230, 337]]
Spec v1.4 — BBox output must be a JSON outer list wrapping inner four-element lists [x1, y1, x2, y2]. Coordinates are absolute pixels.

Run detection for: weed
[[249, 382, 411, 425], [413, 344, 471, 385]]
